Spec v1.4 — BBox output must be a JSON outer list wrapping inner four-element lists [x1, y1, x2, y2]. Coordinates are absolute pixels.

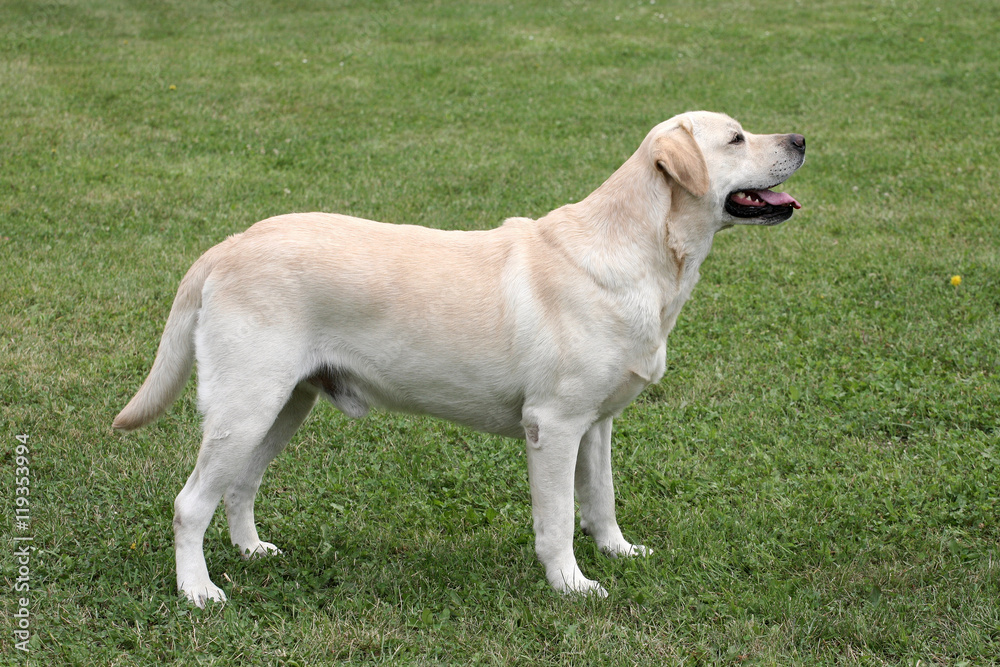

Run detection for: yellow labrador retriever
[[114, 111, 805, 606]]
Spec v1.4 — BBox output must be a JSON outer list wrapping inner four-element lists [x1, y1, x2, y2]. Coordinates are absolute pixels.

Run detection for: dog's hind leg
[[575, 417, 651, 558], [173, 381, 299, 607], [225, 382, 319, 559]]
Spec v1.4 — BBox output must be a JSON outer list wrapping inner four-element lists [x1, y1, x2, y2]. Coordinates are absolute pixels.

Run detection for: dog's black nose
[[788, 134, 806, 153]]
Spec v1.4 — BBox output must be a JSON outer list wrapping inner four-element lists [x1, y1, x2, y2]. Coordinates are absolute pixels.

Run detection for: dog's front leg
[[575, 418, 651, 558], [523, 416, 607, 597]]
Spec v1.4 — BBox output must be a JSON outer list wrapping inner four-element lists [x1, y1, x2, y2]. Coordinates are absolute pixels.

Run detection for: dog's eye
[[729, 133, 745, 145]]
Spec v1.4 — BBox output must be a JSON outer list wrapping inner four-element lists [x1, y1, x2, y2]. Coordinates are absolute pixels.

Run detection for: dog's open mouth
[[724, 187, 801, 224]]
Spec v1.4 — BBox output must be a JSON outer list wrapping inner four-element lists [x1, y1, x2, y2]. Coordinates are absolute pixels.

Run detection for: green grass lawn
[[2, 0, 999, 663]]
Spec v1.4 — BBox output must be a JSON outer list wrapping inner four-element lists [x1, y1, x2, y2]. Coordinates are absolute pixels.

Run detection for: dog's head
[[650, 111, 805, 227]]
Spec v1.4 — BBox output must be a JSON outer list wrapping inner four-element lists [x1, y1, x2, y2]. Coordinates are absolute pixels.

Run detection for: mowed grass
[[2, 0, 999, 663]]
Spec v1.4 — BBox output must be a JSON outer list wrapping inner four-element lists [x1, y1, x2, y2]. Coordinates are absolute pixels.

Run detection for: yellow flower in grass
[[951, 275, 962, 287]]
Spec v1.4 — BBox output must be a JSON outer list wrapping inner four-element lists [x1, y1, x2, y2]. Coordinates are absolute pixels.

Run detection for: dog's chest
[[598, 269, 699, 416], [599, 340, 666, 417]]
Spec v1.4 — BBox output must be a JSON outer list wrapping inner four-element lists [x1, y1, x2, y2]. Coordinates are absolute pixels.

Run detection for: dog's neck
[[530, 149, 722, 346], [541, 150, 718, 294]]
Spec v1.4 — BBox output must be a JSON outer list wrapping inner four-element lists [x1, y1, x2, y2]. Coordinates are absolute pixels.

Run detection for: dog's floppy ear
[[652, 123, 710, 198]]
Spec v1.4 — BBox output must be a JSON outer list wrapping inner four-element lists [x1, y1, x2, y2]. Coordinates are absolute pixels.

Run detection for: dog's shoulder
[[500, 216, 535, 230]]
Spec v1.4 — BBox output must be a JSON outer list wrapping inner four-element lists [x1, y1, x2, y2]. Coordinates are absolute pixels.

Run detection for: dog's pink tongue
[[753, 189, 801, 209]]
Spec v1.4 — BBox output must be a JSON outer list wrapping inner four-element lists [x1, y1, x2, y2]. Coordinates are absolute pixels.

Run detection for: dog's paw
[[181, 582, 227, 608], [584, 581, 610, 599], [562, 578, 609, 599], [549, 568, 609, 599], [600, 541, 653, 559], [625, 543, 653, 558], [239, 541, 283, 560]]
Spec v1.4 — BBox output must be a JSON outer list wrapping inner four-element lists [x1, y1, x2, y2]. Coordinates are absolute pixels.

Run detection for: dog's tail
[[112, 236, 238, 432]]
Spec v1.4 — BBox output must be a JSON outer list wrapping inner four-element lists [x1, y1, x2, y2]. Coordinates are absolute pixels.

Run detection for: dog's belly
[[307, 362, 527, 439]]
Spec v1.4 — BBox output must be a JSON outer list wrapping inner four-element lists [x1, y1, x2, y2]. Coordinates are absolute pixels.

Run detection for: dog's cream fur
[[114, 111, 805, 606]]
